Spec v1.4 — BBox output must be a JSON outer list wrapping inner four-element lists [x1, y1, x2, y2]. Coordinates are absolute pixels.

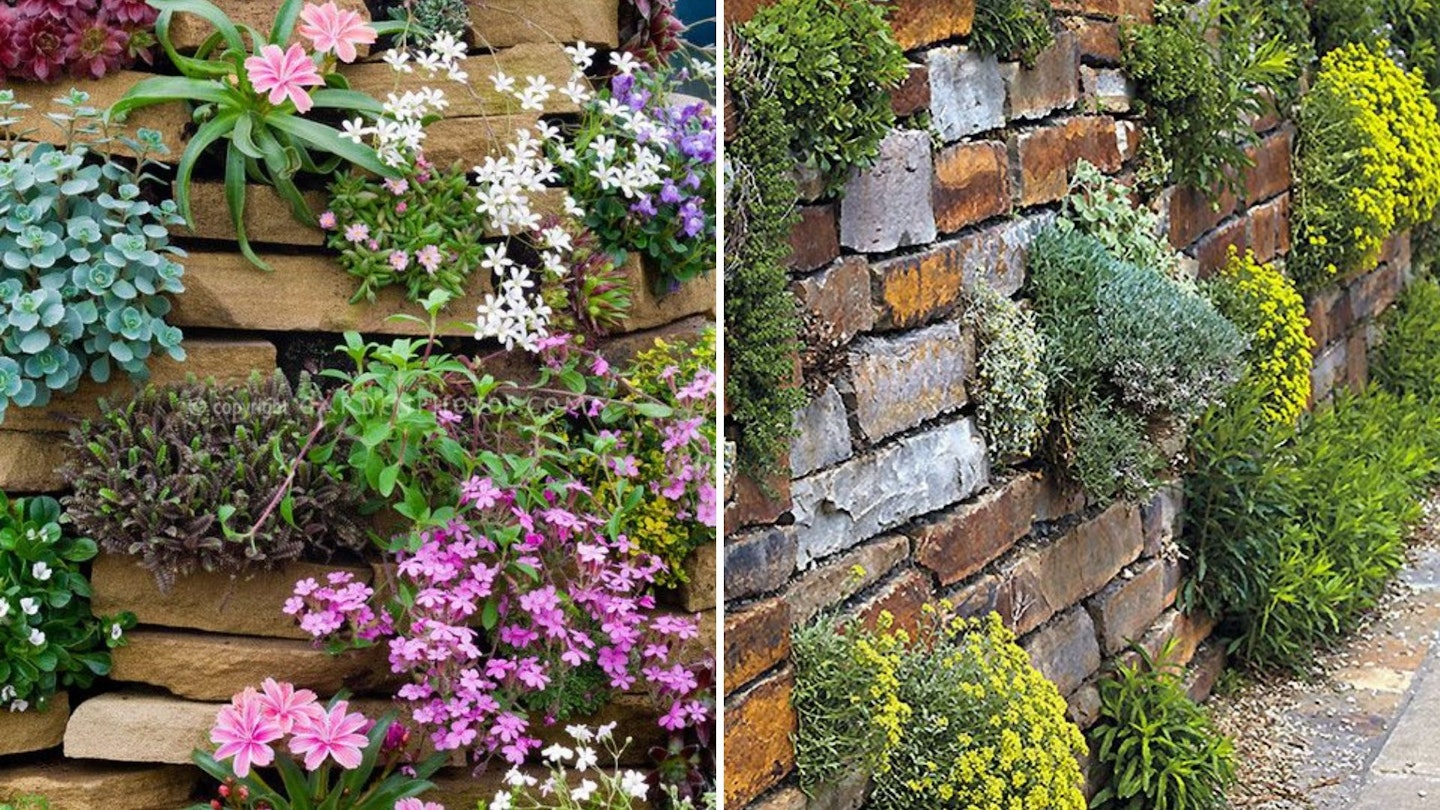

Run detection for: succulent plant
[[0, 89, 186, 422]]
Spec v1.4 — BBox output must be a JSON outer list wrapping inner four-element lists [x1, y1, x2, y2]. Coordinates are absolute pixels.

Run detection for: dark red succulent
[[101, 0, 159, 27], [66, 16, 129, 79], [11, 13, 70, 82], [15, 0, 100, 20]]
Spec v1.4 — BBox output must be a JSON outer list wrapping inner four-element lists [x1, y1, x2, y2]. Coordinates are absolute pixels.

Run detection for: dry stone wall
[[721, 0, 1411, 807], [0, 2, 715, 807]]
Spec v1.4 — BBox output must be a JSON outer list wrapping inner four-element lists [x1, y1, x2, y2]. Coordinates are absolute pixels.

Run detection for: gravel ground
[[1208, 496, 1440, 809]]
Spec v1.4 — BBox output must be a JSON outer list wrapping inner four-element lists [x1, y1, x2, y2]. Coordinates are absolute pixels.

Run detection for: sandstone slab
[[466, 0, 619, 48], [12, 72, 192, 162], [0, 761, 198, 810], [1022, 608, 1101, 696], [1006, 501, 1144, 633], [169, 0, 368, 51], [91, 554, 374, 640], [0, 692, 69, 756], [933, 141, 1011, 233], [345, 46, 578, 118], [724, 669, 797, 808], [839, 130, 937, 254], [914, 471, 1040, 586], [0, 431, 67, 493], [788, 535, 910, 626], [847, 322, 974, 442], [928, 47, 1005, 141], [64, 693, 220, 764], [1001, 31, 1080, 120]]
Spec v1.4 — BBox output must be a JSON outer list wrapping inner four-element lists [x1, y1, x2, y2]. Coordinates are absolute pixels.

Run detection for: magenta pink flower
[[244, 43, 324, 113], [289, 700, 370, 771], [211, 692, 285, 778], [297, 1, 376, 63], [256, 678, 325, 735], [395, 799, 445, 810]]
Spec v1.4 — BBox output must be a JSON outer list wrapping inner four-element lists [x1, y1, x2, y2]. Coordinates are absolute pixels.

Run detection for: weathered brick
[[1249, 193, 1289, 264], [913, 472, 1040, 585], [788, 204, 841, 273], [1244, 127, 1294, 204], [856, 569, 935, 636], [0, 760, 199, 810], [1011, 116, 1121, 206], [1350, 260, 1404, 323], [725, 467, 793, 531], [1311, 337, 1348, 405], [892, 63, 933, 118], [677, 542, 717, 613], [1075, 19, 1122, 64], [1080, 65, 1132, 112], [934, 141, 1012, 233], [791, 384, 855, 478], [1068, 681, 1103, 729], [1130, 609, 1216, 668], [0, 693, 68, 756], [848, 322, 975, 442], [1087, 559, 1167, 654], [725, 599, 792, 695], [465, 0, 619, 47], [1001, 31, 1081, 120], [792, 418, 989, 568], [1022, 608, 1102, 696], [793, 256, 874, 348], [788, 535, 910, 625], [890, 0, 977, 50], [928, 47, 1006, 141], [724, 670, 798, 808], [839, 130, 937, 253], [872, 213, 1053, 329], [1185, 644, 1228, 702], [1168, 183, 1237, 250], [1193, 216, 1249, 276], [1006, 501, 1144, 633], [724, 527, 797, 602], [1141, 483, 1184, 558]]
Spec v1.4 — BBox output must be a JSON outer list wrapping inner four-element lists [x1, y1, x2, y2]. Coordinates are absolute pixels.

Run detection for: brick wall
[[722, 1, 1412, 807], [0, 2, 716, 807]]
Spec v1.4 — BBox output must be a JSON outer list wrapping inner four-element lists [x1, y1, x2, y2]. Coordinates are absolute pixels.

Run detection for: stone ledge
[[0, 430, 68, 494], [0, 760, 198, 810], [465, 0, 620, 48], [64, 693, 217, 764], [0, 692, 69, 757]]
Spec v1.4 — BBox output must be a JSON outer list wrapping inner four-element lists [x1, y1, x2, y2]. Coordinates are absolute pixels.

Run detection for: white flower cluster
[[341, 32, 468, 167], [489, 722, 649, 810]]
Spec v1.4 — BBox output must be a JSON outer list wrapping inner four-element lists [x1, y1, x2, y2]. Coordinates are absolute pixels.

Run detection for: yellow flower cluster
[[1294, 42, 1440, 286], [1212, 248, 1314, 426], [852, 611, 911, 757]]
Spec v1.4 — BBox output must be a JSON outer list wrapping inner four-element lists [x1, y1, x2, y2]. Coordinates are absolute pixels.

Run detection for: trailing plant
[[791, 610, 907, 790], [1090, 641, 1236, 810], [109, 0, 407, 269], [191, 679, 447, 810], [1206, 248, 1313, 427], [724, 48, 805, 476], [1027, 226, 1245, 502], [61, 371, 367, 591], [0, 494, 134, 714], [0, 90, 186, 423], [1291, 42, 1440, 287], [737, 0, 907, 196], [1374, 276, 1440, 402], [485, 724, 675, 810], [965, 283, 1049, 464], [1059, 160, 1184, 284], [0, 0, 158, 82], [1121, 0, 1295, 201], [382, 0, 469, 49], [971, 0, 1056, 67]]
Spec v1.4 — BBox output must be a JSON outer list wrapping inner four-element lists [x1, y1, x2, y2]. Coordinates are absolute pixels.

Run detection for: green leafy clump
[[0, 90, 186, 423], [971, 0, 1056, 67], [384, 0, 470, 46], [1090, 642, 1236, 810], [1182, 380, 1440, 669], [61, 372, 367, 591], [1121, 0, 1295, 201], [0, 494, 135, 714], [1313, 0, 1440, 100], [965, 283, 1048, 464], [1059, 161, 1184, 283], [1027, 226, 1246, 502], [737, 0, 907, 196], [1291, 42, 1440, 288], [1374, 276, 1440, 402], [724, 50, 806, 476]]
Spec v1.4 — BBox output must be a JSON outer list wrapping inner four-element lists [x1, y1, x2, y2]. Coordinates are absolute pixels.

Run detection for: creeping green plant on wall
[[972, 0, 1056, 67], [0, 90, 186, 423], [737, 0, 907, 196], [966, 283, 1049, 464]]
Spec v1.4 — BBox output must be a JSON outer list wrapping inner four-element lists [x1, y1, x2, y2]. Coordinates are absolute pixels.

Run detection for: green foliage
[[971, 0, 1056, 67], [0, 90, 186, 423], [1090, 642, 1236, 810], [1313, 0, 1440, 100], [1059, 161, 1184, 283], [965, 283, 1048, 464], [1183, 380, 1440, 670], [384, 0, 469, 46], [1027, 226, 1245, 502], [61, 371, 367, 590], [737, 0, 907, 196], [0, 494, 135, 713], [109, 0, 403, 270], [1291, 42, 1440, 288], [1313, 0, 1386, 54], [724, 52, 805, 476], [1375, 276, 1440, 402], [1121, 0, 1296, 201]]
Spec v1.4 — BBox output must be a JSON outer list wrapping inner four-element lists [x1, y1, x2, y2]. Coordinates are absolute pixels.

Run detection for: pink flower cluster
[[0, 0, 157, 82], [287, 477, 707, 766], [242, 2, 376, 113], [209, 679, 370, 778]]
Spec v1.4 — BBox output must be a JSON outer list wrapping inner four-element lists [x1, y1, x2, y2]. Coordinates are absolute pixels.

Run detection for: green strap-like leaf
[[264, 112, 400, 179], [151, 0, 245, 54], [174, 109, 240, 227], [109, 75, 232, 121], [271, 0, 305, 45], [309, 89, 387, 116], [225, 141, 271, 271], [231, 113, 264, 160], [252, 125, 317, 225]]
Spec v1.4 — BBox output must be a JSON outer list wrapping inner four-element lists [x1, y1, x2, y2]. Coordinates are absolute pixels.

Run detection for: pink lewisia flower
[[245, 43, 324, 113], [297, 1, 377, 63], [395, 799, 446, 810], [257, 678, 325, 734], [211, 693, 285, 778], [289, 700, 370, 771]]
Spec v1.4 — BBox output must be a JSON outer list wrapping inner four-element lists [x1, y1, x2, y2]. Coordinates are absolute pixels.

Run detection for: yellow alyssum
[[1211, 248, 1314, 426]]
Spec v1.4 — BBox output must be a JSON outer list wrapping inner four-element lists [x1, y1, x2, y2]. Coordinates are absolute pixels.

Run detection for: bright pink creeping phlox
[[297, 1, 377, 63], [288, 699, 370, 771], [245, 43, 324, 113], [211, 691, 285, 778]]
